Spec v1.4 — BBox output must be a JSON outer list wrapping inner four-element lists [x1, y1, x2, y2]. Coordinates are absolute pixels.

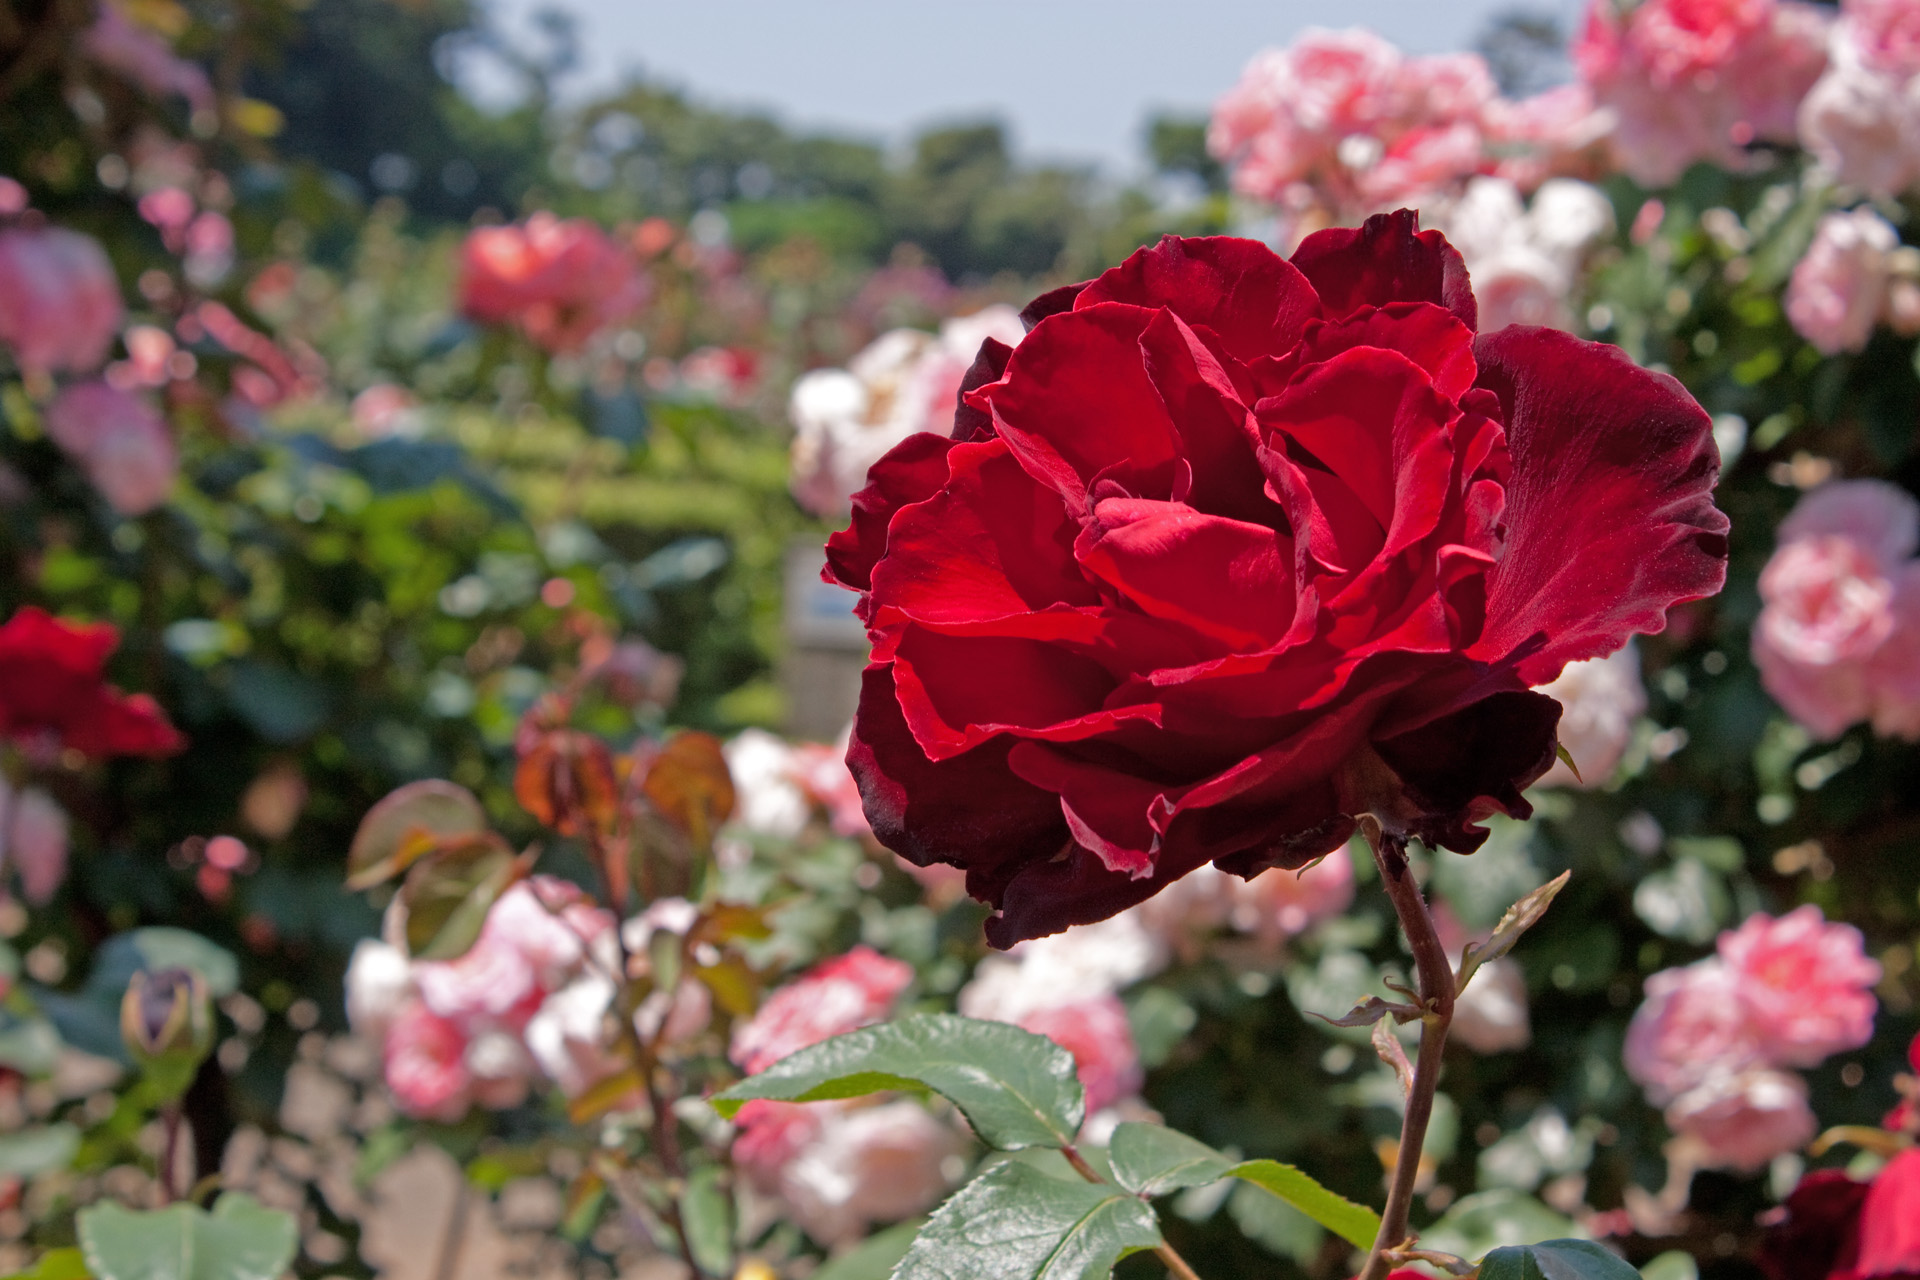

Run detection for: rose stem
[[1060, 1144, 1205, 1280], [159, 1102, 184, 1203], [1358, 824, 1456, 1280]]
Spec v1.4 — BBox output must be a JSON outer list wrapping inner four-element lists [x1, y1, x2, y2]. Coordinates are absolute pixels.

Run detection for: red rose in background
[[0, 607, 183, 759], [827, 214, 1726, 945]]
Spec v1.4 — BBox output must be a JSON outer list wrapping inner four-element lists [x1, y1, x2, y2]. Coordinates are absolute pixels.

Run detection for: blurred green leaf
[[1480, 1239, 1640, 1280], [892, 1160, 1160, 1280], [0, 1125, 79, 1178], [77, 1194, 297, 1280]]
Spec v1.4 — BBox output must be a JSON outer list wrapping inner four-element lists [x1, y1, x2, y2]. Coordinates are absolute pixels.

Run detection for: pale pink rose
[[788, 306, 1025, 518], [1798, 48, 1920, 197], [1787, 207, 1899, 354], [1018, 995, 1143, 1113], [350, 384, 419, 439], [1865, 562, 1920, 738], [1, 783, 69, 905], [344, 939, 413, 1041], [383, 1002, 473, 1122], [1209, 28, 1495, 213], [1577, 0, 1831, 186], [115, 324, 176, 388], [458, 214, 644, 353], [1666, 1069, 1817, 1171], [0, 177, 26, 216], [0, 227, 123, 375], [1535, 645, 1648, 787], [775, 1100, 961, 1246], [1847, 0, 1920, 74], [1755, 480, 1920, 737], [44, 382, 178, 516], [463, 1031, 534, 1110], [1483, 84, 1614, 188], [676, 346, 758, 405], [80, 4, 214, 115], [482, 876, 616, 990], [1624, 959, 1770, 1105], [1250, 845, 1357, 939], [731, 1099, 825, 1183], [1451, 958, 1532, 1054], [791, 730, 870, 838], [1716, 906, 1880, 1066], [523, 974, 621, 1099], [412, 929, 544, 1034], [959, 913, 1167, 1025], [731, 946, 913, 1075]]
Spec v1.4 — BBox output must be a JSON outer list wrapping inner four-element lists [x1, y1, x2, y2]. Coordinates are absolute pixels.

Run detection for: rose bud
[[828, 215, 1727, 944], [120, 967, 214, 1099]]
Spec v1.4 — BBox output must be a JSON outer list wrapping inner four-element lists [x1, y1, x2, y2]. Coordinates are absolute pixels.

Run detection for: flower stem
[[159, 1102, 184, 1204], [1358, 822, 1456, 1280], [1060, 1145, 1205, 1280]]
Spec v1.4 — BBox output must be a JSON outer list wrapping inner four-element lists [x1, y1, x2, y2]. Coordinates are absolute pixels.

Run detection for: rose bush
[[829, 214, 1728, 943]]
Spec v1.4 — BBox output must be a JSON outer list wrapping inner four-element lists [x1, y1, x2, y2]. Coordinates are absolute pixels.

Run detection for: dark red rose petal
[[1135, 309, 1286, 526], [823, 432, 956, 593], [950, 336, 1014, 444], [1295, 302, 1478, 402], [1469, 327, 1729, 686], [1371, 688, 1559, 852], [1760, 1171, 1867, 1280], [1075, 235, 1319, 367], [1019, 282, 1086, 332], [0, 607, 184, 759], [847, 663, 1069, 893], [1290, 210, 1477, 332]]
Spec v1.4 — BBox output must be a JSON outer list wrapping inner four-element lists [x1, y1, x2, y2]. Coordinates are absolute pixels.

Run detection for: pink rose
[[350, 384, 420, 439], [1667, 1069, 1817, 1172], [1576, 0, 1832, 186], [774, 1100, 962, 1245], [1754, 480, 1920, 738], [1624, 959, 1770, 1104], [0, 781, 68, 905], [383, 1003, 473, 1122], [1847, 0, 1920, 74], [1018, 994, 1144, 1113], [0, 228, 123, 375], [458, 213, 643, 352], [1716, 906, 1880, 1066], [792, 730, 872, 839], [1252, 845, 1357, 939], [1798, 47, 1920, 198], [345, 939, 412, 1041], [44, 382, 178, 516], [1786, 207, 1899, 354], [1451, 958, 1532, 1054], [731, 946, 913, 1075], [80, 5, 214, 115]]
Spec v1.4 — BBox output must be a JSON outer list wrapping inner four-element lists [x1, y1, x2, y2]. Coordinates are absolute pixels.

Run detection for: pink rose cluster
[[788, 305, 1027, 518], [1209, 28, 1600, 236], [1785, 207, 1920, 355], [1575, 0, 1832, 188], [458, 213, 646, 353], [0, 216, 182, 516], [0, 777, 69, 906], [727, 947, 962, 1246], [1753, 480, 1920, 740], [721, 727, 872, 841], [346, 877, 622, 1121], [1799, 0, 1920, 197], [1625, 906, 1880, 1172], [1136, 845, 1356, 955]]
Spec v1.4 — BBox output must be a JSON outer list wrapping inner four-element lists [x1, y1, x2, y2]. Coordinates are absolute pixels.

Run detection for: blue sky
[[487, 0, 1581, 171]]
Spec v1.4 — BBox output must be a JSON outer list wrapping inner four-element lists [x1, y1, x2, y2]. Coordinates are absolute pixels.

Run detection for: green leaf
[[77, 1194, 297, 1280], [1419, 1189, 1578, 1260], [90, 930, 239, 1000], [1639, 1252, 1698, 1280], [893, 1160, 1160, 1280], [679, 1166, 733, 1277], [396, 842, 529, 961], [1108, 1123, 1233, 1197], [3, 1247, 92, 1280], [1227, 1160, 1381, 1251], [809, 1219, 922, 1280], [0, 1016, 62, 1075], [1458, 871, 1570, 994], [711, 1013, 1085, 1151], [0, 1125, 79, 1178], [345, 779, 488, 890], [1479, 1239, 1641, 1280]]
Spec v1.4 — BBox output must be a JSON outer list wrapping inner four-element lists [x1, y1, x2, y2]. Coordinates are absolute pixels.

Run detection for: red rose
[[827, 214, 1726, 945], [1760, 1170, 1869, 1280], [0, 607, 183, 759], [1852, 1148, 1920, 1278]]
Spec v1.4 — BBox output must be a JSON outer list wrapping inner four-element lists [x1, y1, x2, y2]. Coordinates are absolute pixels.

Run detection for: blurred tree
[[1145, 113, 1226, 193], [1474, 8, 1572, 98]]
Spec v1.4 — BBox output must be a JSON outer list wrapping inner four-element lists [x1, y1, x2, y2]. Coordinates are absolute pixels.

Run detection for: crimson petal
[[822, 432, 955, 593], [1290, 210, 1477, 331], [1469, 327, 1729, 686], [1372, 689, 1560, 852], [1076, 235, 1319, 366]]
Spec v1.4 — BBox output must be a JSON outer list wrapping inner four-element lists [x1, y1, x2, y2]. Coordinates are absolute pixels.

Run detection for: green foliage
[[891, 1161, 1161, 1280], [712, 1013, 1086, 1150], [1480, 1240, 1643, 1280], [75, 1196, 297, 1280]]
